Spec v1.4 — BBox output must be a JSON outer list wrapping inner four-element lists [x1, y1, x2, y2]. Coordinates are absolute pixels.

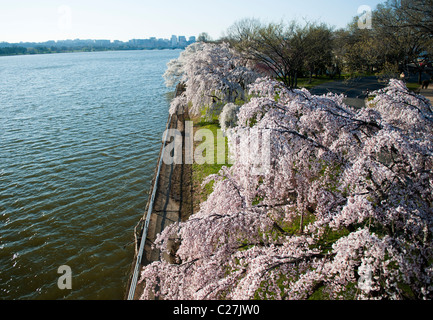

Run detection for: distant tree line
[[0, 47, 28, 56], [221, 0, 433, 87]]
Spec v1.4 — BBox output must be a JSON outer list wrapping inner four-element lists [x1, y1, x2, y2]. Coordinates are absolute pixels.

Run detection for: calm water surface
[[0, 50, 181, 299]]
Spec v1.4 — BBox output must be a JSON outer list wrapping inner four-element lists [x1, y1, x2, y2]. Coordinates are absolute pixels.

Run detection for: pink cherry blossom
[[140, 45, 433, 300]]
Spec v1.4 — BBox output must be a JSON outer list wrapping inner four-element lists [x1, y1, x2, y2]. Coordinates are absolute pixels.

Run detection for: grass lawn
[[405, 82, 422, 92], [189, 117, 231, 212], [296, 76, 342, 90]]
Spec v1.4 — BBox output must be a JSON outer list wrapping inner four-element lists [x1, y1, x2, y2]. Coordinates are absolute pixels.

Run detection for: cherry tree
[[139, 78, 433, 300], [165, 42, 259, 117], [219, 103, 241, 133], [163, 42, 205, 88]]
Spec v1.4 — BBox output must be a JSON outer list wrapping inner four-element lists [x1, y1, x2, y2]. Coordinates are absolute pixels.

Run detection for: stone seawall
[[126, 85, 193, 300]]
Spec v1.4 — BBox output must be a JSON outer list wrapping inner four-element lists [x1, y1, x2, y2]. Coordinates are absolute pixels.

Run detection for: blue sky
[[0, 0, 386, 43]]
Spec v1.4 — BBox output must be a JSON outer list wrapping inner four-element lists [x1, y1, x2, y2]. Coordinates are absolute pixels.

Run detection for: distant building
[[156, 38, 170, 49], [171, 35, 178, 48], [93, 39, 111, 47], [188, 36, 196, 44], [0, 34, 197, 52], [129, 39, 146, 47], [178, 36, 187, 48]]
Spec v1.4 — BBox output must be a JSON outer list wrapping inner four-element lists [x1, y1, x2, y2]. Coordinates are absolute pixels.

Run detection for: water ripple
[[0, 50, 181, 300]]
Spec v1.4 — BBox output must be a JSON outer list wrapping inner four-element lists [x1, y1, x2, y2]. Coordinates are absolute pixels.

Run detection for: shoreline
[[0, 47, 183, 58], [125, 85, 194, 300]]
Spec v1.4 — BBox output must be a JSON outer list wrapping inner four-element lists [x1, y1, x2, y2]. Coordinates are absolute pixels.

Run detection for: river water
[[0, 49, 181, 299]]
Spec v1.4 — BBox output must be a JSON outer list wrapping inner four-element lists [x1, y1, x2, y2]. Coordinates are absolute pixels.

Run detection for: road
[[310, 75, 386, 108], [309, 74, 433, 108]]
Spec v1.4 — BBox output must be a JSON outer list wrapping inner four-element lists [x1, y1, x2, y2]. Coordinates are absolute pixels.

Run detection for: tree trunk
[[299, 212, 304, 234], [308, 70, 313, 84]]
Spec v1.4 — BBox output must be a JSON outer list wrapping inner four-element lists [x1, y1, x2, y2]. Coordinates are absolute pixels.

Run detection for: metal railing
[[127, 114, 173, 300]]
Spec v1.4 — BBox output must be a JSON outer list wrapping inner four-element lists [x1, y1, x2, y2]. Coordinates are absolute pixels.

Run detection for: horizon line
[[0, 35, 199, 45]]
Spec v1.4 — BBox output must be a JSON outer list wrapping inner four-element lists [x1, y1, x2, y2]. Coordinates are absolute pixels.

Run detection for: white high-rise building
[[178, 36, 187, 47], [171, 35, 178, 47]]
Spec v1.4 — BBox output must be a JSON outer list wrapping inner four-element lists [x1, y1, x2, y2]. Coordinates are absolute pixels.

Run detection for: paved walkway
[[126, 110, 194, 300], [310, 76, 386, 108], [310, 75, 433, 108], [419, 87, 433, 104], [310, 76, 385, 98]]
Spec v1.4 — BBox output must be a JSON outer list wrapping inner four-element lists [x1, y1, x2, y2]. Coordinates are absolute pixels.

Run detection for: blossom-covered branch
[[142, 66, 432, 299]]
